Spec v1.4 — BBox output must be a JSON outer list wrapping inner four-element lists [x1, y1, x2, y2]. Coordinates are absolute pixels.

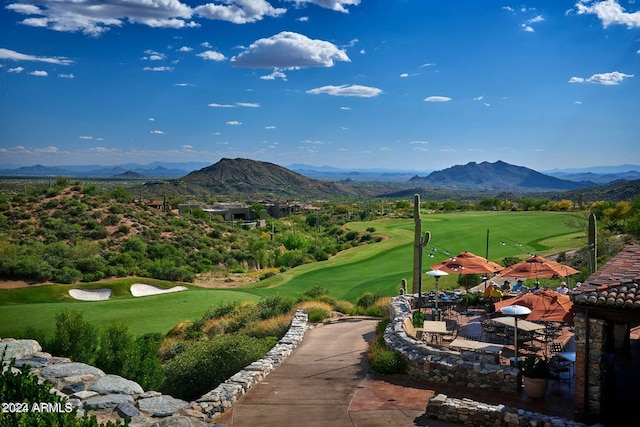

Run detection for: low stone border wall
[[196, 310, 308, 416], [426, 393, 587, 427], [385, 295, 519, 392], [0, 309, 309, 426]]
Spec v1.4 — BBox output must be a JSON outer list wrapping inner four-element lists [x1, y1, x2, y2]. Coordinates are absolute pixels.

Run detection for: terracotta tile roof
[[570, 243, 640, 309]]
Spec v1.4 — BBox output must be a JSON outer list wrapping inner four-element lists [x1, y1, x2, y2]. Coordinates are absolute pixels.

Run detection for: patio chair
[[481, 319, 497, 341], [549, 355, 572, 388], [550, 342, 564, 355], [441, 324, 460, 344], [460, 333, 480, 341]]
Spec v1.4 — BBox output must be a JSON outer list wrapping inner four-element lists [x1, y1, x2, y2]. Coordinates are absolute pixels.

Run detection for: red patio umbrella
[[430, 251, 504, 307], [493, 289, 574, 323], [498, 255, 579, 280], [430, 251, 504, 276]]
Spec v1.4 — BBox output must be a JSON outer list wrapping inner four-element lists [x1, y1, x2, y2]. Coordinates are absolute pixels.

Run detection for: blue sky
[[1, 0, 639, 172]]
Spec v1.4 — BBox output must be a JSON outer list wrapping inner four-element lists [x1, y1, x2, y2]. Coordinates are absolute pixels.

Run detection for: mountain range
[[2, 159, 639, 201]]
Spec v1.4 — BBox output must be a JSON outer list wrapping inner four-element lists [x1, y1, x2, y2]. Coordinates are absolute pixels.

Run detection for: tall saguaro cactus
[[413, 195, 421, 293], [412, 194, 431, 295], [588, 212, 597, 274]]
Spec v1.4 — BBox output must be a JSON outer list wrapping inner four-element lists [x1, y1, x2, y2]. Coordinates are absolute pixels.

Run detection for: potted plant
[[521, 355, 550, 398]]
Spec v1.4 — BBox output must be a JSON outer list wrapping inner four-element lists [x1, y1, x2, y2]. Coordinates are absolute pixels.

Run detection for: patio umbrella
[[493, 289, 574, 323], [498, 255, 579, 280], [430, 251, 504, 276], [430, 251, 504, 310]]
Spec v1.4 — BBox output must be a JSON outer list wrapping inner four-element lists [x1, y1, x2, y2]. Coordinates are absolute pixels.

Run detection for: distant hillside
[[410, 161, 596, 190], [181, 158, 364, 199], [559, 178, 640, 202]]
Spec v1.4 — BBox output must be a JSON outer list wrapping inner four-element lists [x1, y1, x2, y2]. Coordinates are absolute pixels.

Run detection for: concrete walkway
[[216, 318, 458, 427]]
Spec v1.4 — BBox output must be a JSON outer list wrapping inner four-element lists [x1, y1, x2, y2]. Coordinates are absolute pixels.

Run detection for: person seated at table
[[483, 284, 495, 299], [556, 282, 569, 294], [500, 280, 511, 292], [511, 279, 524, 292], [532, 282, 541, 292], [489, 286, 503, 298]]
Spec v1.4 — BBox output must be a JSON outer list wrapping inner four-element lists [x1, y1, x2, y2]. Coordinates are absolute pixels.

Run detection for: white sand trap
[[69, 288, 112, 301], [130, 283, 188, 297]]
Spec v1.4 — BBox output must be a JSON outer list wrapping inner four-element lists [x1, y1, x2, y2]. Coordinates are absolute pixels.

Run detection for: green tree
[[48, 309, 98, 364]]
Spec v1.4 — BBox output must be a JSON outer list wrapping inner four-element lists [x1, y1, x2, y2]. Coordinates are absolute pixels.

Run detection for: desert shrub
[[412, 311, 425, 328], [333, 300, 354, 314], [126, 333, 164, 391], [368, 297, 391, 318], [367, 344, 407, 375], [356, 292, 381, 309], [244, 313, 292, 339], [203, 301, 241, 320], [367, 320, 407, 375], [161, 335, 276, 401], [48, 309, 98, 364], [296, 301, 332, 323], [256, 294, 296, 320], [95, 323, 135, 375]]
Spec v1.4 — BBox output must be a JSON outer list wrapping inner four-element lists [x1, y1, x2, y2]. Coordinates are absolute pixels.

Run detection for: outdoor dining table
[[449, 338, 504, 363], [422, 320, 448, 344], [491, 316, 546, 332]]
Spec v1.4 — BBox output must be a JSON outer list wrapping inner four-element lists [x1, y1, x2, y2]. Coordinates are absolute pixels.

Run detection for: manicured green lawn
[[0, 211, 587, 339]]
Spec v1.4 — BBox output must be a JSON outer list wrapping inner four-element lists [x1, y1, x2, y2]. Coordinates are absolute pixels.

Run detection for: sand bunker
[[130, 283, 188, 297], [68, 288, 112, 301]]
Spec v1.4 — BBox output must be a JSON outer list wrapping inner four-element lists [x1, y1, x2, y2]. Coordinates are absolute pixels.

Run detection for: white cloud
[[569, 71, 634, 85], [8, 67, 24, 73], [0, 48, 73, 65], [260, 69, 287, 80], [424, 96, 451, 102], [29, 70, 48, 76], [58, 73, 74, 78], [473, 95, 484, 101], [231, 31, 350, 69], [306, 84, 382, 97], [79, 136, 93, 140], [522, 23, 535, 32], [528, 15, 544, 23], [410, 140, 428, 145], [575, 0, 640, 28], [143, 66, 173, 71], [150, 130, 165, 134], [226, 120, 242, 125], [197, 50, 226, 61], [340, 106, 351, 110], [6, 0, 194, 36], [208, 103, 235, 108], [178, 46, 192, 52], [142, 50, 166, 60], [283, 0, 360, 13], [208, 102, 260, 108], [195, 0, 286, 24], [265, 125, 276, 129]]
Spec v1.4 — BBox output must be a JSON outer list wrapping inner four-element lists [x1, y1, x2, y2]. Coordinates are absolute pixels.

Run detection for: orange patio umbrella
[[493, 289, 574, 323], [430, 251, 504, 276], [498, 255, 579, 280], [430, 251, 504, 304]]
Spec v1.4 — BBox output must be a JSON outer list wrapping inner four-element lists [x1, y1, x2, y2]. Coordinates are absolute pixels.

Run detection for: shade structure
[[494, 289, 574, 323], [498, 255, 579, 280], [430, 251, 504, 275]]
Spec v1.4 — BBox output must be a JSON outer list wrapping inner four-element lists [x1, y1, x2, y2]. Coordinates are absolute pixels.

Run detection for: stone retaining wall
[[385, 295, 519, 392], [426, 393, 587, 427], [0, 309, 309, 426]]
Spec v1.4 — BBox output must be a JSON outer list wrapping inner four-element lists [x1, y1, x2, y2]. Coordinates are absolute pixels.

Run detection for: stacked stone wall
[[385, 295, 519, 392], [573, 314, 606, 418], [0, 310, 308, 426], [426, 393, 587, 427]]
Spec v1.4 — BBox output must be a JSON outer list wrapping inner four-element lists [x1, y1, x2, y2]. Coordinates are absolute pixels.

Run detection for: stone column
[[574, 314, 606, 418]]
